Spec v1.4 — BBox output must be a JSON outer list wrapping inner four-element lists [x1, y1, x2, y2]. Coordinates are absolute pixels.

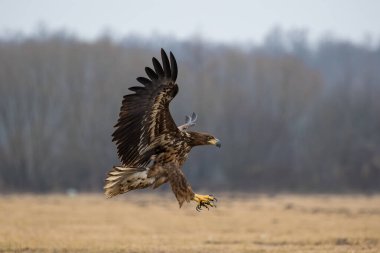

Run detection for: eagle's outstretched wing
[[112, 49, 179, 166]]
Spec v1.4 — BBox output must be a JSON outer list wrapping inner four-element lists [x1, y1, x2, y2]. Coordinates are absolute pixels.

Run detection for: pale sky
[[1, 0, 379, 44]]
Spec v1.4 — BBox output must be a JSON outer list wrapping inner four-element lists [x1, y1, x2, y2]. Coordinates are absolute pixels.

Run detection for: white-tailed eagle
[[104, 49, 221, 211]]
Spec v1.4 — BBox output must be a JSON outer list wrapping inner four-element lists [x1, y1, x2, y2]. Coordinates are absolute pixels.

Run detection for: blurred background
[[1, 0, 380, 194]]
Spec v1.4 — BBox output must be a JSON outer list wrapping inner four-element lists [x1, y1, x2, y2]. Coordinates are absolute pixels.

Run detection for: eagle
[[104, 49, 221, 211]]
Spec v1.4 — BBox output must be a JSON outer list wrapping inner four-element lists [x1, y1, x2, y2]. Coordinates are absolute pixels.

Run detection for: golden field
[[0, 193, 379, 253]]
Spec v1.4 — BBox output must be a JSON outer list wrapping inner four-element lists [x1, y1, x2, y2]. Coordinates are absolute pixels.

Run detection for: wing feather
[[161, 49, 172, 78], [136, 77, 152, 86], [112, 49, 179, 166], [145, 67, 158, 80], [152, 57, 165, 77], [170, 52, 178, 81]]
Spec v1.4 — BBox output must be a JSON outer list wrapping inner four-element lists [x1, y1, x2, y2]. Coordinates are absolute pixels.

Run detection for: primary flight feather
[[105, 49, 221, 211]]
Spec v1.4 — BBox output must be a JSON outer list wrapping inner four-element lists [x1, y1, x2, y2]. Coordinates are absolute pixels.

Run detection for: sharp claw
[[194, 194, 218, 212], [208, 194, 217, 202]]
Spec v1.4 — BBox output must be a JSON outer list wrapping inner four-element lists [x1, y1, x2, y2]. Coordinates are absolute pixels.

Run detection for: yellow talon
[[192, 193, 217, 211]]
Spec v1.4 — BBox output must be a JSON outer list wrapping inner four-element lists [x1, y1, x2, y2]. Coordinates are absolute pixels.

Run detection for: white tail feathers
[[104, 166, 155, 198]]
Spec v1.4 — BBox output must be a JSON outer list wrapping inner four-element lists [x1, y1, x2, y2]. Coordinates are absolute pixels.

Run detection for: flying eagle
[[104, 49, 221, 211]]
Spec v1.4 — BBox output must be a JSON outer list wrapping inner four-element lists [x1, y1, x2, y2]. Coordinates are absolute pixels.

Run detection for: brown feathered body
[[104, 49, 220, 207]]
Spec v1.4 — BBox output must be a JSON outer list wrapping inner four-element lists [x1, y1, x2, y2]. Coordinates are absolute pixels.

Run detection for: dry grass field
[[0, 193, 379, 253]]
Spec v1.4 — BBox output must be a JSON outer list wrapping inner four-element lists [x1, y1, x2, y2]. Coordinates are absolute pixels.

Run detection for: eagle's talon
[[192, 193, 217, 211]]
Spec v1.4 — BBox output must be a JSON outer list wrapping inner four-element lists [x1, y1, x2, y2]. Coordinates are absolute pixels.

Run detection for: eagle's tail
[[104, 166, 155, 198]]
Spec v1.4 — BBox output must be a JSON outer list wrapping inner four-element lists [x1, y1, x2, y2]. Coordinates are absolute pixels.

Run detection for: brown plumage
[[105, 49, 221, 210]]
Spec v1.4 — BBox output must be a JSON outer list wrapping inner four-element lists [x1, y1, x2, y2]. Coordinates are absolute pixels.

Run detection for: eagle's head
[[188, 132, 221, 148]]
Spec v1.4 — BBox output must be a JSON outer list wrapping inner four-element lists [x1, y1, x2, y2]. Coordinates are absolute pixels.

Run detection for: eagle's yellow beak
[[208, 138, 221, 148]]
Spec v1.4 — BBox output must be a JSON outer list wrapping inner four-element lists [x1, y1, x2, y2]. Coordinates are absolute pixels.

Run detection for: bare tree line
[[0, 29, 379, 192]]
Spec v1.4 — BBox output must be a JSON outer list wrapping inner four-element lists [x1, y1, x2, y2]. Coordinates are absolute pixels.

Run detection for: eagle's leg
[[193, 193, 217, 211], [167, 163, 217, 211]]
